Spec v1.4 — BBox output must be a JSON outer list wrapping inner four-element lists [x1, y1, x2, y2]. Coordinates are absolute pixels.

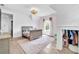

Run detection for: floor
[[0, 39, 9, 54], [40, 40, 75, 54], [10, 38, 25, 54], [9, 37, 75, 54]]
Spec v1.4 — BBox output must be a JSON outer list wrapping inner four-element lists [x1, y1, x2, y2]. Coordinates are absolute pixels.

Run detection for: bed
[[22, 26, 42, 40], [22, 26, 33, 38]]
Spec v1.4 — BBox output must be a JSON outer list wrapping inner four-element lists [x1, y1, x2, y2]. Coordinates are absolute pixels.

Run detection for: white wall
[[31, 14, 56, 37], [1, 13, 11, 33], [56, 28, 63, 50], [1, 8, 32, 38], [32, 16, 43, 29], [13, 13, 32, 37], [56, 15, 79, 26]]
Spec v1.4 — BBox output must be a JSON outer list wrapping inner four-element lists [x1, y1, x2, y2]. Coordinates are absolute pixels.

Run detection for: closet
[[63, 30, 78, 47]]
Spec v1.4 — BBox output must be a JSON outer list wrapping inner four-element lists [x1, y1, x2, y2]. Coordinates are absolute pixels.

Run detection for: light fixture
[[31, 7, 38, 16]]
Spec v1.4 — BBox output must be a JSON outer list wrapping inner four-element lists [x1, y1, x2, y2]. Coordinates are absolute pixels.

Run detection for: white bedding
[[23, 31, 30, 37], [19, 35, 54, 54]]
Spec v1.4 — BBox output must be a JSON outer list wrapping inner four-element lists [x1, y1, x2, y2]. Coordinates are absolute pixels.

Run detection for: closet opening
[[62, 30, 78, 53]]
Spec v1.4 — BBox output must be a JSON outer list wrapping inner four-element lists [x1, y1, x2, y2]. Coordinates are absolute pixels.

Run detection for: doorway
[[1, 12, 13, 38], [62, 30, 78, 53], [0, 11, 13, 54], [43, 17, 53, 36]]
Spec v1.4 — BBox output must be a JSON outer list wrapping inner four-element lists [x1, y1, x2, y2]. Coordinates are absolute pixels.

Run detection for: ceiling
[[51, 4, 79, 19], [1, 4, 79, 20], [0, 4, 56, 16]]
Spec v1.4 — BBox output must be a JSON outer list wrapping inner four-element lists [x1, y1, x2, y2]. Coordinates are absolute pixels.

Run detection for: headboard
[[22, 26, 33, 37], [22, 26, 33, 32]]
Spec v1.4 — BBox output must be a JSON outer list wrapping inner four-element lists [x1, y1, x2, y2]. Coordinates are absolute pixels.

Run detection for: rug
[[17, 35, 54, 54]]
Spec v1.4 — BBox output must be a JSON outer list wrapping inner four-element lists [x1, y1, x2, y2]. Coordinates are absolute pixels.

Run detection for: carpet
[[17, 35, 54, 54]]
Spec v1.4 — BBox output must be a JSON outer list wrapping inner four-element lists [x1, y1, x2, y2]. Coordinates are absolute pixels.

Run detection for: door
[[0, 9, 1, 33], [0, 12, 13, 54], [11, 20, 13, 38]]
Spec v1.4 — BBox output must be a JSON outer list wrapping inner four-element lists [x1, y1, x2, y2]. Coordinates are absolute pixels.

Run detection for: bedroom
[[0, 4, 79, 54]]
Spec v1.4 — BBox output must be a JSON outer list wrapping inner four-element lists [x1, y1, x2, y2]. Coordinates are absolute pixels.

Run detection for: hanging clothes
[[68, 30, 74, 44], [70, 30, 74, 40], [73, 31, 78, 45], [63, 30, 69, 47]]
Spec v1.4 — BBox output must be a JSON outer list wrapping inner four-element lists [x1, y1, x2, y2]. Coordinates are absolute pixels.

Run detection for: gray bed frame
[[22, 26, 42, 40]]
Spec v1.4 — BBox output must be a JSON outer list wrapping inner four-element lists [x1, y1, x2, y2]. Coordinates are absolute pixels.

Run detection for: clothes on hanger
[[73, 31, 78, 45]]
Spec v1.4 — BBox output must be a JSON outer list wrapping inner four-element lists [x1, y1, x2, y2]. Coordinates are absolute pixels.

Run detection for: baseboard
[[43, 34, 54, 37], [12, 36, 22, 40]]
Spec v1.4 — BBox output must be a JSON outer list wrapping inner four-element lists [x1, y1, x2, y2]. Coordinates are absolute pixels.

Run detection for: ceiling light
[[31, 7, 38, 15]]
